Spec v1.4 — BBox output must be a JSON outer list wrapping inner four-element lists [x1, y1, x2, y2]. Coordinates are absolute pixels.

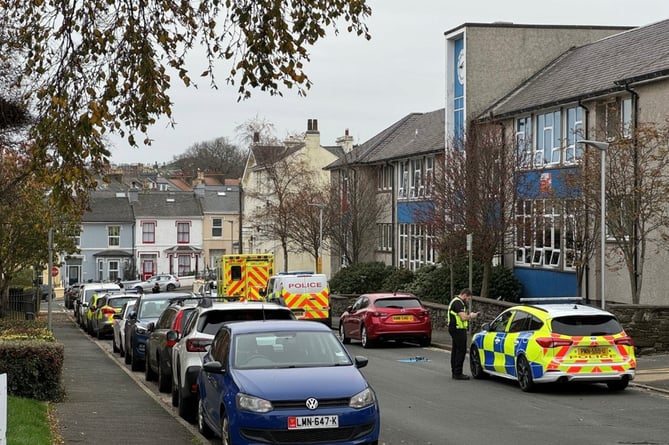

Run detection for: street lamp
[[579, 139, 609, 309], [308, 203, 325, 274], [228, 220, 235, 254]]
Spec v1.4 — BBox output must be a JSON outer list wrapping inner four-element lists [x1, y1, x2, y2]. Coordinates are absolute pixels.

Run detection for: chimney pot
[[253, 131, 260, 143], [307, 119, 313, 131], [313, 119, 318, 132]]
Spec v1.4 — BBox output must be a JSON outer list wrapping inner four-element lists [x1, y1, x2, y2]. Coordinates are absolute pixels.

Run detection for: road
[[88, 320, 669, 445]]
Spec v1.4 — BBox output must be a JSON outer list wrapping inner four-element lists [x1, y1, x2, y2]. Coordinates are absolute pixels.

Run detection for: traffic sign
[[51, 266, 59, 277]]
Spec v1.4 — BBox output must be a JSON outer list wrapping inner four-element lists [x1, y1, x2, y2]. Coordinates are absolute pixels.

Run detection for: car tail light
[[186, 338, 211, 352], [535, 337, 573, 348], [371, 311, 389, 317], [102, 307, 116, 316], [166, 339, 178, 348], [615, 336, 634, 346]]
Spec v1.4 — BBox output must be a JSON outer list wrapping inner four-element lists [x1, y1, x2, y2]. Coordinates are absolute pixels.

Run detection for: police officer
[[448, 288, 478, 380]]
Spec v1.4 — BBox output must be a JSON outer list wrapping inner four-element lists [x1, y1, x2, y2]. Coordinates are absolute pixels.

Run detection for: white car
[[112, 301, 136, 357], [131, 274, 181, 293], [170, 299, 296, 423]]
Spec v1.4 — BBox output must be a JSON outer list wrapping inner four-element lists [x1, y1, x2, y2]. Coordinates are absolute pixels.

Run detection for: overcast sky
[[109, 0, 669, 165]]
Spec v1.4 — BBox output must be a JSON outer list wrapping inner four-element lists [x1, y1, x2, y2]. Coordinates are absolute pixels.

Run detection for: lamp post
[[579, 140, 609, 309], [308, 203, 325, 274], [228, 220, 235, 254]]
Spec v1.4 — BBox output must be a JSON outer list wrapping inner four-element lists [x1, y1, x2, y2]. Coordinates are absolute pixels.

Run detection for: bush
[[381, 268, 415, 292], [330, 262, 396, 294]]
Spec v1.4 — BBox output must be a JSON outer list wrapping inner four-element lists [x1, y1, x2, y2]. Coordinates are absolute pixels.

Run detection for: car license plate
[[293, 309, 304, 317], [577, 346, 609, 358], [288, 415, 338, 429], [392, 315, 414, 322]]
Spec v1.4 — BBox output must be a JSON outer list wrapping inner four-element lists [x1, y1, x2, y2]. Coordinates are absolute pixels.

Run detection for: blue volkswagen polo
[[197, 320, 380, 445]]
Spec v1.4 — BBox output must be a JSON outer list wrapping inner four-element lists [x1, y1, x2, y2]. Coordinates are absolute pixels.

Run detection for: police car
[[469, 303, 636, 392]]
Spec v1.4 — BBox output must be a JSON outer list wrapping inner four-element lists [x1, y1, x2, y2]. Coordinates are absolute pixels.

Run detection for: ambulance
[[265, 272, 331, 327], [216, 254, 274, 301]]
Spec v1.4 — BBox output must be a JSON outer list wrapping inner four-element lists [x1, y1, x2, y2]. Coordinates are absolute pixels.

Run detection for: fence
[[2, 288, 38, 320]]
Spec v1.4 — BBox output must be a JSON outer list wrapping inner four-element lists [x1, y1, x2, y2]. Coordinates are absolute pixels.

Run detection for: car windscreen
[[550, 315, 623, 336], [138, 299, 171, 318], [108, 297, 137, 309], [374, 298, 422, 309], [199, 308, 295, 335]]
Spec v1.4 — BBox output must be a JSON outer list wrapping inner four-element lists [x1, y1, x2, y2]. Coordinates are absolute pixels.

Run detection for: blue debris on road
[[398, 356, 431, 363]]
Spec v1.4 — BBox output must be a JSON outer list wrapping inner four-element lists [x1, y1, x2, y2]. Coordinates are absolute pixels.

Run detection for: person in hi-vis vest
[[448, 288, 478, 380]]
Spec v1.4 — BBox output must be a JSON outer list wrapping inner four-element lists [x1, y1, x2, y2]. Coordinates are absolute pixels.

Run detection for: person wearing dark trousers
[[448, 288, 478, 380]]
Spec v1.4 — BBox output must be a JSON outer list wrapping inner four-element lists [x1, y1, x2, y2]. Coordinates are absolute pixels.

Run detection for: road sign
[[51, 266, 59, 277]]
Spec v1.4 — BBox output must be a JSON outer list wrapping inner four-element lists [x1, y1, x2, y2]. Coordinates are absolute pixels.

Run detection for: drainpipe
[[624, 84, 640, 302]]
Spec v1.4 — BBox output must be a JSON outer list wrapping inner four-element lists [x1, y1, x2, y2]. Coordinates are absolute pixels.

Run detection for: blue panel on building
[[517, 167, 581, 200], [514, 267, 577, 298], [397, 202, 435, 224]]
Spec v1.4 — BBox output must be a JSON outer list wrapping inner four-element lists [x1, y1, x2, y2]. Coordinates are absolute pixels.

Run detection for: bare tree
[[247, 146, 315, 272], [172, 137, 246, 180], [594, 121, 669, 304], [329, 166, 383, 267], [428, 122, 519, 299]]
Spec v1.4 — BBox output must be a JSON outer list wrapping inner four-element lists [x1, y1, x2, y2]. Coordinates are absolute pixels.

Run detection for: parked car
[[197, 320, 381, 443], [469, 303, 636, 392], [84, 292, 110, 335], [132, 274, 181, 293], [64, 283, 83, 309], [75, 283, 121, 328], [91, 294, 138, 339], [40, 284, 55, 301], [124, 292, 186, 372], [113, 301, 136, 357], [339, 292, 432, 348], [145, 297, 200, 393], [171, 299, 296, 423]]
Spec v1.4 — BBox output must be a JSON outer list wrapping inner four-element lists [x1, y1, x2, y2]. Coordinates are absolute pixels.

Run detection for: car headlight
[[135, 326, 148, 334], [349, 387, 376, 409], [236, 393, 273, 413]]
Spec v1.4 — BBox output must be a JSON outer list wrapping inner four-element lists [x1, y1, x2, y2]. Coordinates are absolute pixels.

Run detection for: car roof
[[199, 300, 292, 311], [137, 293, 177, 302], [81, 282, 121, 290], [362, 292, 419, 300], [517, 304, 613, 319], [227, 320, 330, 335]]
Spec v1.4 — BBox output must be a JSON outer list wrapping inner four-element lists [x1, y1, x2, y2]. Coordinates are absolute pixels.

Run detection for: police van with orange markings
[[265, 272, 332, 327]]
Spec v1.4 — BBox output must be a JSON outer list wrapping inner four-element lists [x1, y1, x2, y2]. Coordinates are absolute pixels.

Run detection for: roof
[[227, 319, 330, 334], [200, 188, 240, 214], [250, 144, 303, 169], [326, 108, 444, 169], [520, 304, 612, 318], [130, 191, 203, 218], [484, 19, 669, 118], [83, 196, 134, 223], [444, 21, 632, 36]]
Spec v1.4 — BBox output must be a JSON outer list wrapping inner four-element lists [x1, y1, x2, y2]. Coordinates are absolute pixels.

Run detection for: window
[[142, 221, 155, 244], [377, 164, 392, 191], [108, 225, 120, 247], [516, 116, 532, 167], [397, 223, 436, 271], [536, 110, 561, 166], [178, 255, 191, 275], [398, 161, 409, 199], [212, 218, 222, 237], [177, 222, 190, 244], [565, 106, 583, 163], [108, 260, 120, 281], [597, 97, 633, 140], [377, 223, 393, 251]]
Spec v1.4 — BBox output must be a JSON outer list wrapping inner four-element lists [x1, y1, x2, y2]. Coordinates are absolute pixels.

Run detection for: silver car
[[131, 274, 181, 293], [112, 301, 136, 357]]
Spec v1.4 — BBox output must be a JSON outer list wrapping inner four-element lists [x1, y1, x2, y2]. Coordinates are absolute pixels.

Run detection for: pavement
[[43, 299, 669, 443]]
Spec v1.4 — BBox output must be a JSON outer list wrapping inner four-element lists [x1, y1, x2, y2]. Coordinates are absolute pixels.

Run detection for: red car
[[339, 293, 432, 348]]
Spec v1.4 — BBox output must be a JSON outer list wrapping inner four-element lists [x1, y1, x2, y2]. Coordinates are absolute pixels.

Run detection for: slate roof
[[484, 19, 669, 118], [130, 192, 203, 218], [200, 188, 240, 214], [83, 196, 134, 223], [325, 108, 445, 169], [250, 144, 303, 170]]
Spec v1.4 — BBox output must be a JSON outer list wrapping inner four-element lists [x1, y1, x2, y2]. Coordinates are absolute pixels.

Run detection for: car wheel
[[158, 360, 171, 393], [221, 410, 231, 445], [145, 356, 157, 381], [167, 284, 176, 291], [171, 379, 179, 407], [179, 389, 196, 423], [607, 378, 629, 391], [469, 345, 486, 379], [131, 350, 143, 371], [339, 323, 350, 344], [361, 325, 373, 348], [112, 336, 119, 353], [124, 347, 131, 364], [198, 398, 215, 439], [516, 355, 535, 392], [96, 327, 105, 340]]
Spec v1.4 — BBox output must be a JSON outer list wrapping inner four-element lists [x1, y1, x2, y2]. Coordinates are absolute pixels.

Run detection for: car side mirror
[[481, 322, 490, 332], [345, 305, 353, 312], [147, 322, 155, 332], [259, 288, 266, 297], [202, 361, 225, 374], [354, 356, 368, 369], [128, 311, 137, 320], [113, 314, 121, 320], [166, 330, 179, 342]]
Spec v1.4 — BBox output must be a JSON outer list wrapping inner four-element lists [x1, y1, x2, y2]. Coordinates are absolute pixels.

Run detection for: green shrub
[[381, 268, 415, 292], [0, 340, 64, 401], [330, 262, 395, 294]]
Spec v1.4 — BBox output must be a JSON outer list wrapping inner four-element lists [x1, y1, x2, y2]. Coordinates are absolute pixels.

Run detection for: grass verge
[[7, 396, 61, 445]]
